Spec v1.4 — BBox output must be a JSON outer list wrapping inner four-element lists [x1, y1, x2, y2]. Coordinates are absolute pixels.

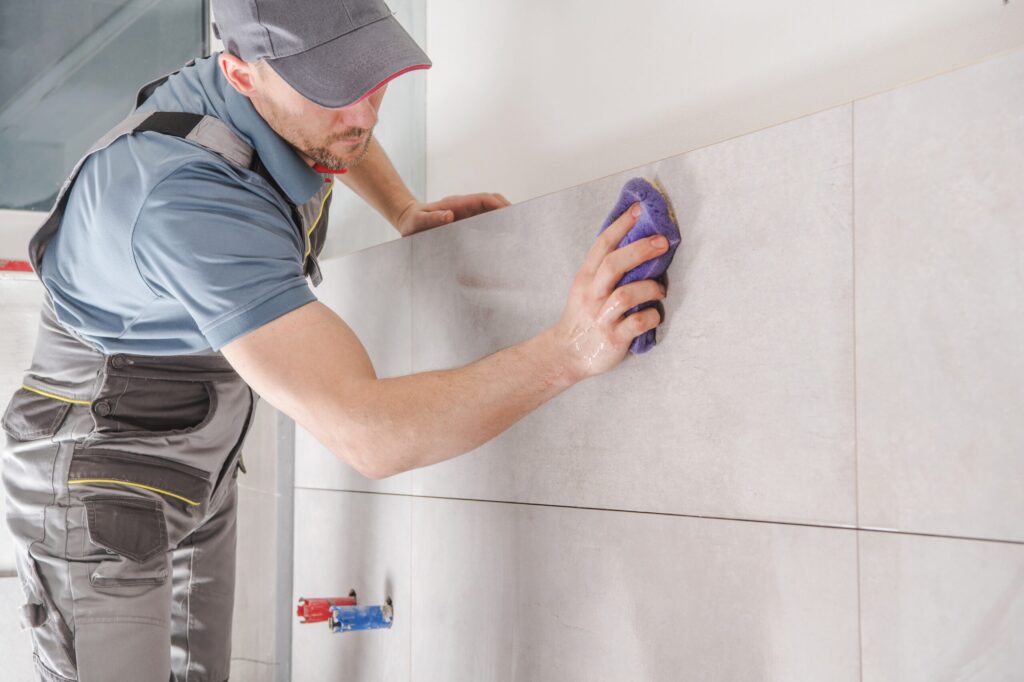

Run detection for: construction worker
[[1, 0, 668, 679]]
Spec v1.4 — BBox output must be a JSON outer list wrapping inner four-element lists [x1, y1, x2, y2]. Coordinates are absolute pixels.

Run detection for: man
[[1, 0, 668, 680]]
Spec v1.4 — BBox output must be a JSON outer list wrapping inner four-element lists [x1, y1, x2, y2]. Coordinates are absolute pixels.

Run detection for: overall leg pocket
[[15, 549, 78, 681], [83, 496, 168, 587]]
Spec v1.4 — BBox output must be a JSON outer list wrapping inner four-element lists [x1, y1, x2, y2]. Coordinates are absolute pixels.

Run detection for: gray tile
[[291, 490, 411, 682], [229, 658, 279, 682], [237, 399, 282, 496], [410, 497, 860, 682], [855, 51, 1024, 542], [232, 487, 282, 665], [409, 105, 855, 526], [295, 239, 414, 495], [0, 577, 36, 681], [859, 531, 1024, 681]]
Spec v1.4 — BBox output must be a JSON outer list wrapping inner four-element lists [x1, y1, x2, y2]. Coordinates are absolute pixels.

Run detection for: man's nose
[[338, 96, 378, 130]]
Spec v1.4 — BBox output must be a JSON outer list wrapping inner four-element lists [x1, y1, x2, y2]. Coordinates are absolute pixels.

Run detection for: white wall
[[321, 0, 428, 258], [290, 49, 1024, 679], [0, 212, 43, 262], [425, 0, 1024, 204]]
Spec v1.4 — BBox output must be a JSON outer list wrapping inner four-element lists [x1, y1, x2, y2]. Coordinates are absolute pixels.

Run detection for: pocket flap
[[84, 496, 167, 563], [2, 387, 73, 440], [70, 448, 212, 508]]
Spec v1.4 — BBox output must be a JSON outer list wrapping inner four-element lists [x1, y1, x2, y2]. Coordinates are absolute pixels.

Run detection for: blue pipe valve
[[329, 597, 394, 633]]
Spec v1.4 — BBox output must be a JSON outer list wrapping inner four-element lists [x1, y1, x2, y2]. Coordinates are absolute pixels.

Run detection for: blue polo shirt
[[39, 54, 327, 355]]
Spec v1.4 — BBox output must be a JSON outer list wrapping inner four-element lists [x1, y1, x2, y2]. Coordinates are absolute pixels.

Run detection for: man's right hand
[[547, 201, 669, 382]]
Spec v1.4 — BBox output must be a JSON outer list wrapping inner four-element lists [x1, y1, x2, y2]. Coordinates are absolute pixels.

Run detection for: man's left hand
[[395, 193, 512, 237]]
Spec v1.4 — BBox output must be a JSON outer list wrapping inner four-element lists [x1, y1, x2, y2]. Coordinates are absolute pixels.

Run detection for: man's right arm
[[221, 201, 668, 479]]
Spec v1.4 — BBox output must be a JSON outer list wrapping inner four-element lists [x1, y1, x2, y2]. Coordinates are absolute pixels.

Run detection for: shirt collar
[[219, 67, 324, 206]]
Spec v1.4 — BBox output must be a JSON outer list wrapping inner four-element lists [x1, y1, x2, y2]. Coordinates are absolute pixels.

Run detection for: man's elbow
[[332, 440, 401, 481], [350, 457, 393, 481]]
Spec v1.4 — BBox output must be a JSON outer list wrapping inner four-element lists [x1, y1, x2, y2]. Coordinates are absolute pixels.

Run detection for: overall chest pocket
[[90, 375, 215, 436]]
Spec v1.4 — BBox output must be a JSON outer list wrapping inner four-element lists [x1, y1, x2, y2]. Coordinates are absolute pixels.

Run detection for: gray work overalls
[[1, 66, 333, 682]]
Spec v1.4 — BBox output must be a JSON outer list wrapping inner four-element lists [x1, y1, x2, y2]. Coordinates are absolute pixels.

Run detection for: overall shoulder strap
[[28, 111, 254, 274]]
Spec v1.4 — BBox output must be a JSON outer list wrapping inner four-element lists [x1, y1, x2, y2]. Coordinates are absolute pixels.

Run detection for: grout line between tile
[[294, 486, 1024, 547], [408, 469, 414, 682], [851, 101, 865, 682], [851, 99, 860, 533], [405, 206, 414, 682], [409, 76, 419, 678], [856, 529, 865, 682]]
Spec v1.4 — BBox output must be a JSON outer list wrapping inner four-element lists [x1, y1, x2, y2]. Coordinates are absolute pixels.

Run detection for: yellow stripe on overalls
[[22, 386, 201, 506], [20, 384, 92, 405], [303, 181, 334, 261], [68, 479, 201, 507]]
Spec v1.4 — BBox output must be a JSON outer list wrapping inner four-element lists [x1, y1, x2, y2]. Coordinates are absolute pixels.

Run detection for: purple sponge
[[597, 177, 681, 354]]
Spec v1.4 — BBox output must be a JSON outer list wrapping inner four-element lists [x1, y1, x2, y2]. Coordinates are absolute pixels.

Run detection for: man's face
[[245, 59, 386, 170]]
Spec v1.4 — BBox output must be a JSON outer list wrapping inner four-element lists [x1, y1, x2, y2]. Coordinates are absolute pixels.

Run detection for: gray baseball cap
[[212, 0, 431, 108]]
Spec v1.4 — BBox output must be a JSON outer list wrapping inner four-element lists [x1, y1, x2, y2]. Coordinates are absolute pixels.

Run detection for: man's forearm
[[348, 329, 579, 479], [339, 135, 416, 231]]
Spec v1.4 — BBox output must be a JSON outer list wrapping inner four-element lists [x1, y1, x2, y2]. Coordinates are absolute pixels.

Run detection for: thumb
[[425, 209, 454, 228]]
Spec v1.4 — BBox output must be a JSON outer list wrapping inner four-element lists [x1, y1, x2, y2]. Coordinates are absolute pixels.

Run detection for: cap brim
[[265, 14, 430, 109]]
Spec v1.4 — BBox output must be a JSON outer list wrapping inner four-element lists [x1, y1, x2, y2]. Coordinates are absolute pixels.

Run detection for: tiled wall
[[292, 50, 1024, 680], [230, 403, 294, 681]]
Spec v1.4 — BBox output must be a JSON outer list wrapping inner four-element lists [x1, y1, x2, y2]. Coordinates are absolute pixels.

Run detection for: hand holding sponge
[[597, 177, 681, 354]]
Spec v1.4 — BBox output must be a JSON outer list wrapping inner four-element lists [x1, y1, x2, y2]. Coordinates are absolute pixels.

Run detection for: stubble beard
[[302, 130, 374, 170], [254, 90, 375, 170]]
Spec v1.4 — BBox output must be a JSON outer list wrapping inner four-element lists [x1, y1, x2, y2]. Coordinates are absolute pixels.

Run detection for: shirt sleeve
[[131, 162, 317, 351]]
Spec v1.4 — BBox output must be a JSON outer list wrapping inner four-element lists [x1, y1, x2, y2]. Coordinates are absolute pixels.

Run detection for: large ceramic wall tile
[[295, 240, 414, 494], [229, 659, 278, 682], [410, 497, 860, 681], [232, 486, 281, 666], [410, 105, 855, 526], [855, 51, 1024, 541], [859, 531, 1024, 680], [291, 490, 410, 682], [237, 399, 282, 496], [0, 577, 36, 681]]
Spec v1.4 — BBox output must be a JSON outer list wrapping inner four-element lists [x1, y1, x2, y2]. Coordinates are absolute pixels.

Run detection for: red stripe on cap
[[310, 65, 431, 175], [0, 260, 32, 272], [352, 64, 431, 105]]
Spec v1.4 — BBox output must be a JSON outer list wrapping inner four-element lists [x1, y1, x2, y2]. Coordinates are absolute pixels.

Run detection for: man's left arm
[[339, 135, 511, 237]]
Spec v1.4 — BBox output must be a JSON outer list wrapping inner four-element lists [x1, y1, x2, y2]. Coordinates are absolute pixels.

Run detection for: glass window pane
[[0, 0, 208, 211]]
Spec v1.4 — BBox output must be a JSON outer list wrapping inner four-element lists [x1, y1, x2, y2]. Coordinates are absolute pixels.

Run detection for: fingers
[[591, 233, 669, 300], [416, 209, 453, 230], [581, 203, 642, 278], [597, 279, 666, 324], [465, 192, 510, 217], [614, 306, 662, 346], [423, 193, 512, 221]]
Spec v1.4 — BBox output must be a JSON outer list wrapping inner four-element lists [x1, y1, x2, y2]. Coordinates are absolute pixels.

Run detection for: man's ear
[[219, 53, 258, 96]]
